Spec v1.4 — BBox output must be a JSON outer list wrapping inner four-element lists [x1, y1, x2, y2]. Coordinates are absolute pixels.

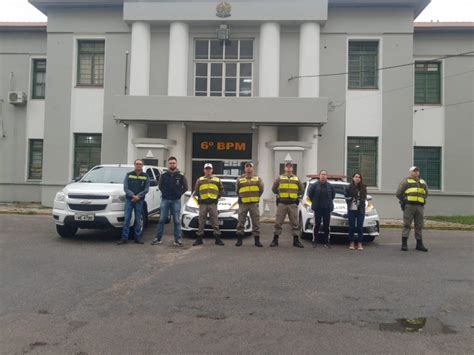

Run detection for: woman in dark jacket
[[344, 173, 367, 250]]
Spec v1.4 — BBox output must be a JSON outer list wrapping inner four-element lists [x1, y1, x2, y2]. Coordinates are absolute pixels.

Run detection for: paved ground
[[0, 215, 472, 354]]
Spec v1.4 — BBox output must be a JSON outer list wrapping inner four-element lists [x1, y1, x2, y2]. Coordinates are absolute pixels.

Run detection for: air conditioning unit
[[8, 91, 27, 105]]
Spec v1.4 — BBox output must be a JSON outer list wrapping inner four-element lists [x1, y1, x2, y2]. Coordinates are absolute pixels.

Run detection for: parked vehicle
[[52, 164, 165, 238], [181, 176, 252, 236], [298, 176, 380, 242]]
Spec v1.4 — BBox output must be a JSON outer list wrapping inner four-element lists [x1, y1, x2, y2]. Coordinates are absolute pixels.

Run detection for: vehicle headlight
[[184, 204, 199, 213], [231, 202, 238, 210], [112, 195, 126, 203], [365, 202, 377, 216], [54, 192, 66, 202], [302, 197, 312, 212]]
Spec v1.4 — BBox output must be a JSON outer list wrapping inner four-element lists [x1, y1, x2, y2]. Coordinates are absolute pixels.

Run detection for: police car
[[52, 164, 165, 238], [181, 176, 252, 236], [298, 175, 380, 242]]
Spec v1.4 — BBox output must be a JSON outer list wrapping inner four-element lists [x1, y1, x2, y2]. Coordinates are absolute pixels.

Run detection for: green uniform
[[194, 176, 224, 237], [396, 177, 429, 240], [272, 174, 304, 237]]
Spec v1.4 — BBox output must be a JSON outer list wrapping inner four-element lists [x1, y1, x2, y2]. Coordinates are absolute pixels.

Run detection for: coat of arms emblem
[[216, 1, 232, 18]]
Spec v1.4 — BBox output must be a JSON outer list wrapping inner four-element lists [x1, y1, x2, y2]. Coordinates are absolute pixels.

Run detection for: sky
[[0, 0, 472, 22]]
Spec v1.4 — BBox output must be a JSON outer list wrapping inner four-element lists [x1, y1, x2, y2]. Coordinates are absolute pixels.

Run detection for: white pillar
[[168, 22, 189, 97], [299, 127, 319, 178], [257, 126, 278, 215], [258, 22, 280, 97], [167, 123, 186, 170], [298, 22, 320, 97], [128, 21, 151, 163], [298, 22, 320, 176], [257, 23, 280, 215], [167, 22, 189, 168]]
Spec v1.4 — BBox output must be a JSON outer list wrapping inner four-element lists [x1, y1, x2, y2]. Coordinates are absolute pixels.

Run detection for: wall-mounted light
[[217, 24, 230, 41]]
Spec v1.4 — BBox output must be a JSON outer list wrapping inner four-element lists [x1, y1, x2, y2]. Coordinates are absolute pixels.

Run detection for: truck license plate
[[74, 214, 95, 221]]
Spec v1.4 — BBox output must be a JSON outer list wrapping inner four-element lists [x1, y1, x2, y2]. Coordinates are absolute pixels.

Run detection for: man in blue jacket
[[118, 159, 150, 245], [307, 170, 336, 248], [151, 156, 188, 247]]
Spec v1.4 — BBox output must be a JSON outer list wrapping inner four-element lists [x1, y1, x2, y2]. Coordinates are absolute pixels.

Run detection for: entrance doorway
[[191, 132, 253, 188]]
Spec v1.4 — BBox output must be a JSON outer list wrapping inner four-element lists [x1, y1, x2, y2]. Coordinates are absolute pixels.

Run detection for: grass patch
[[427, 215, 474, 225]]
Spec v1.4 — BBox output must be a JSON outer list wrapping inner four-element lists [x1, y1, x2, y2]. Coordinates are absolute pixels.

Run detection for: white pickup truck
[[52, 164, 165, 238]]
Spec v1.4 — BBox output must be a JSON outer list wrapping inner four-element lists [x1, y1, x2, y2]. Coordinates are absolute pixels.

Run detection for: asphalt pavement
[[0, 215, 472, 354]]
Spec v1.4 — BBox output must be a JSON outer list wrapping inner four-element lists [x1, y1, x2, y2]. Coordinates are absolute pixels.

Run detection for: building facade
[[0, 0, 472, 217]]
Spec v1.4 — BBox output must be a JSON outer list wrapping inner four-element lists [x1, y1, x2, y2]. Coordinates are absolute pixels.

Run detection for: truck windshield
[[80, 167, 131, 184]]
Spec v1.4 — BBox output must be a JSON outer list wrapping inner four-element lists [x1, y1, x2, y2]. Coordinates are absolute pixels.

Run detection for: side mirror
[[73, 176, 82, 182], [149, 179, 158, 187], [184, 191, 192, 197], [367, 195, 373, 201]]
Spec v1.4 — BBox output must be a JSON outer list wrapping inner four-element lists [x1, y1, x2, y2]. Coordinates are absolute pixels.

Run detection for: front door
[[191, 132, 253, 188]]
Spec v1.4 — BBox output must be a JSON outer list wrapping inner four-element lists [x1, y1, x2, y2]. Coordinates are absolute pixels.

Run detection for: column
[[167, 123, 186, 169], [258, 22, 280, 97], [167, 22, 189, 167], [298, 22, 321, 177], [258, 22, 280, 214], [128, 21, 151, 163], [257, 126, 278, 214], [298, 22, 320, 97], [299, 127, 319, 178]]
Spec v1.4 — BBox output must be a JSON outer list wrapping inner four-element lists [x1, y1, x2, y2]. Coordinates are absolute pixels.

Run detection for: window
[[348, 41, 379, 89], [194, 39, 254, 97], [347, 137, 378, 187], [74, 134, 102, 177], [414, 146, 441, 190], [77, 40, 105, 86], [28, 139, 43, 180], [32, 59, 46, 99], [415, 61, 441, 104]]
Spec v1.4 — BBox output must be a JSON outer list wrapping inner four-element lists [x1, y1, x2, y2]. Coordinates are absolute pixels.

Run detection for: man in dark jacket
[[307, 170, 336, 248], [118, 159, 150, 245], [151, 156, 188, 247]]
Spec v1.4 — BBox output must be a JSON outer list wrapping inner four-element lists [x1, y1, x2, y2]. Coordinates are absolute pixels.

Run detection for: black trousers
[[313, 208, 331, 244]]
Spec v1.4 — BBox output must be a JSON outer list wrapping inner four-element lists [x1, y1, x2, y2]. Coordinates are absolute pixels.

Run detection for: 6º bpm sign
[[193, 133, 252, 160]]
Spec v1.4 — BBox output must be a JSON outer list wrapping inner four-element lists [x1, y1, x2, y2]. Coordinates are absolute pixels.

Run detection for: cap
[[244, 162, 254, 167], [204, 163, 213, 169], [409, 166, 419, 172]]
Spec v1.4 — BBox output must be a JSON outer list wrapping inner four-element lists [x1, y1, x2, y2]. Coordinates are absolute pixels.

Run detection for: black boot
[[270, 235, 279, 247], [235, 235, 243, 247], [214, 235, 225, 246], [416, 239, 428, 252], [293, 236, 304, 248], [193, 237, 203, 246], [401, 237, 408, 251], [254, 236, 263, 247]]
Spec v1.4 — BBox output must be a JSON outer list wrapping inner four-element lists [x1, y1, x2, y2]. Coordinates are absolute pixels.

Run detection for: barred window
[[414, 146, 441, 190], [194, 39, 254, 97], [348, 41, 379, 89], [347, 137, 378, 187], [415, 61, 441, 104], [28, 139, 43, 180], [74, 134, 102, 177], [32, 59, 46, 99], [77, 40, 105, 86]]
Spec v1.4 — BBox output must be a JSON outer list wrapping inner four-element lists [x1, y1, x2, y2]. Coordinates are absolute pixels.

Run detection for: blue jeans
[[122, 199, 144, 241], [155, 199, 182, 241], [348, 210, 365, 243]]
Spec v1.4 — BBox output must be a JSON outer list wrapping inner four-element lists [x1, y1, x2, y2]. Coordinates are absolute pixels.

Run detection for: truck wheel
[[56, 225, 78, 238], [299, 214, 310, 240]]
